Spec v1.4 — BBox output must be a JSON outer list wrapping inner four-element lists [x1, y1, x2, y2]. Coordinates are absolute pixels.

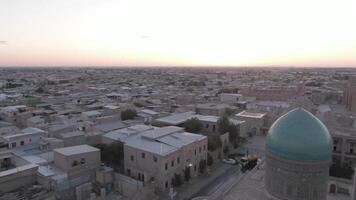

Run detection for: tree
[[36, 87, 44, 93], [133, 102, 143, 107], [223, 146, 230, 155], [233, 140, 238, 149], [207, 153, 214, 166], [218, 115, 240, 143], [172, 173, 183, 187], [95, 142, 124, 171], [184, 117, 201, 133], [121, 109, 137, 120], [208, 135, 222, 151], [184, 167, 191, 182], [228, 124, 239, 142], [224, 108, 234, 116], [217, 115, 230, 135], [199, 160, 207, 174]]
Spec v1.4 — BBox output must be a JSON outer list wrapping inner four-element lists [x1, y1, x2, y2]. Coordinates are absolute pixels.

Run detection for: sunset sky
[[0, 0, 356, 67]]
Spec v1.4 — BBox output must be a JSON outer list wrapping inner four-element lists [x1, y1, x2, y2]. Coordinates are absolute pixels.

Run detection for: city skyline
[[1, 0, 356, 67]]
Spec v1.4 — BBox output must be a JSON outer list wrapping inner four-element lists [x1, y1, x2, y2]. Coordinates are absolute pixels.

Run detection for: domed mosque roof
[[266, 107, 332, 161]]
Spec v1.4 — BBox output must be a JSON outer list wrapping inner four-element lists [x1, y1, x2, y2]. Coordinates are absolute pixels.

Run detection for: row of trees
[[184, 115, 240, 151]]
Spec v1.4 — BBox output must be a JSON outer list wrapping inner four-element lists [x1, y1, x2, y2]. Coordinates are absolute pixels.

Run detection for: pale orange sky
[[0, 0, 356, 67]]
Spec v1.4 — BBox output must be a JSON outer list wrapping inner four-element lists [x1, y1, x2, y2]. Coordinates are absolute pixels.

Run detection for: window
[[127, 169, 131, 176], [131, 155, 134, 161], [177, 157, 180, 164], [80, 158, 86, 164], [165, 163, 168, 170], [195, 149, 197, 155], [212, 125, 216, 132], [206, 124, 209, 129], [165, 181, 168, 188], [203, 145, 206, 151], [171, 160, 174, 167], [11, 142, 16, 148], [20, 141, 25, 146], [142, 152, 145, 159], [153, 156, 157, 162], [199, 147, 201, 153], [194, 165, 196, 171], [72, 160, 79, 167]]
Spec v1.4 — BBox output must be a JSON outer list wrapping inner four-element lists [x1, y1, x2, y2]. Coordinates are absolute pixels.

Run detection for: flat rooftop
[[154, 111, 195, 125], [124, 125, 206, 156], [54, 145, 99, 156], [236, 111, 266, 119]]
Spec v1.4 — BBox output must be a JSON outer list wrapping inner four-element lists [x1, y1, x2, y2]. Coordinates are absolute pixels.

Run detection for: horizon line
[[1, 65, 356, 69]]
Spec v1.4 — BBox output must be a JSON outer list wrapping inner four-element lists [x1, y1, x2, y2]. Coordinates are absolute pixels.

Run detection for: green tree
[[184, 117, 202, 133], [207, 153, 214, 166], [95, 142, 124, 171], [233, 140, 238, 149], [207, 135, 222, 151], [223, 146, 230, 155], [36, 87, 44, 93], [133, 102, 143, 107], [217, 115, 230, 135], [224, 108, 234, 116], [172, 173, 183, 187], [199, 159, 207, 174], [228, 124, 239, 142], [218, 116, 240, 143], [121, 109, 137, 120], [184, 167, 191, 182]]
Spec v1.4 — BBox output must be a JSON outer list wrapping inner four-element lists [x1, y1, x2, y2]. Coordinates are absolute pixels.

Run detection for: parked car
[[222, 158, 237, 165]]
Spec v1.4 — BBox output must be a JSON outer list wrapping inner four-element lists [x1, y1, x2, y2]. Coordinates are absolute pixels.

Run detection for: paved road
[[190, 136, 267, 200], [190, 163, 240, 199]]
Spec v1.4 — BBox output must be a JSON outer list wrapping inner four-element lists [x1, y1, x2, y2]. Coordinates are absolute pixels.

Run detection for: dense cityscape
[[0, 67, 355, 200]]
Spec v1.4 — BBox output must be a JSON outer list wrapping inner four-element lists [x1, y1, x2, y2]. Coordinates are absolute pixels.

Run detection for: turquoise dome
[[266, 108, 332, 161]]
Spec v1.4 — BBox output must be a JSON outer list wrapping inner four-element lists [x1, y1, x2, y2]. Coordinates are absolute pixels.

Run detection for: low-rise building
[[235, 110, 267, 136], [3, 127, 46, 149], [124, 126, 207, 190], [53, 145, 101, 179]]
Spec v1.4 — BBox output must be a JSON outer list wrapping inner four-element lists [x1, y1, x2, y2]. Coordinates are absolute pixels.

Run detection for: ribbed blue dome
[[266, 108, 332, 161]]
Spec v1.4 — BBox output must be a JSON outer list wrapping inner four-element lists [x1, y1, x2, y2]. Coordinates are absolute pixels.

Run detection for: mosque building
[[265, 107, 333, 200]]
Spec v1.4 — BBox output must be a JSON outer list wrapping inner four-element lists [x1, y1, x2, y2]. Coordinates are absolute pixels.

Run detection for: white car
[[222, 158, 237, 165]]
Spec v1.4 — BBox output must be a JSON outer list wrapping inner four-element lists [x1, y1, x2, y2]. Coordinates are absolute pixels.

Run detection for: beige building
[[319, 106, 356, 168], [0, 151, 38, 193], [123, 126, 207, 190], [195, 103, 236, 116], [235, 110, 267, 136], [53, 145, 101, 179], [344, 77, 356, 113]]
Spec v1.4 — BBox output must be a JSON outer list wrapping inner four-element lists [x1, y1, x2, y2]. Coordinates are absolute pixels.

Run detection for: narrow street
[[183, 136, 267, 200], [191, 164, 240, 198]]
